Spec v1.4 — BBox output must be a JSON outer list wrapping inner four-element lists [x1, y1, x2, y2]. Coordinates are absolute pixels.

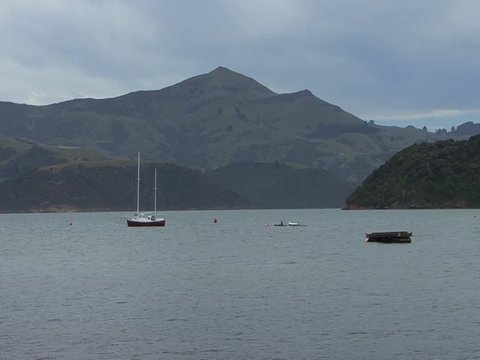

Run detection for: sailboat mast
[[154, 168, 158, 218], [136, 152, 140, 215]]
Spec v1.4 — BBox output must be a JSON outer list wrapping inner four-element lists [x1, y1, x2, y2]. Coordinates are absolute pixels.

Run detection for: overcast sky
[[1, 0, 480, 130]]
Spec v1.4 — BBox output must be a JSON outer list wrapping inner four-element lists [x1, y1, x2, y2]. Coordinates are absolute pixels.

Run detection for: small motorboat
[[273, 221, 305, 227]]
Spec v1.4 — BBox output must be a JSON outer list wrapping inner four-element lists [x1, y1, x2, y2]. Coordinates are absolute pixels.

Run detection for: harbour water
[[1, 209, 480, 359]]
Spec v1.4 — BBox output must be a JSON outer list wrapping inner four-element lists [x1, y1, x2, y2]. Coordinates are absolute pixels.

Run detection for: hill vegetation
[[345, 135, 480, 209], [0, 158, 251, 213], [0, 66, 465, 186], [209, 162, 353, 208], [2, 66, 480, 212], [0, 142, 353, 212]]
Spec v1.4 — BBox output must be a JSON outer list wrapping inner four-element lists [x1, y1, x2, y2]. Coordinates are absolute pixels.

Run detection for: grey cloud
[[1, 0, 480, 128]]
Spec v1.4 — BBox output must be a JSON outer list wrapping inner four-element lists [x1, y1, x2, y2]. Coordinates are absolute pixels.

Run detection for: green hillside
[[0, 159, 251, 213], [345, 135, 480, 209], [0, 67, 448, 186], [0, 140, 354, 212], [0, 137, 108, 181], [209, 162, 353, 208]]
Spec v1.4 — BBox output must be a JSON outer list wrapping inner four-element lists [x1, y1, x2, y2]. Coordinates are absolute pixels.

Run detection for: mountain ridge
[[0, 143, 353, 212], [1, 66, 479, 187]]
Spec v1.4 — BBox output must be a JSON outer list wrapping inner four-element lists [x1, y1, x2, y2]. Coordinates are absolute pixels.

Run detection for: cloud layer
[[1, 0, 480, 128]]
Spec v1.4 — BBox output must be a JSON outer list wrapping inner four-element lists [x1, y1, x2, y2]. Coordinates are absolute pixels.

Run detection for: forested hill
[[209, 162, 353, 208], [345, 135, 480, 209], [0, 142, 353, 212], [0, 66, 451, 186]]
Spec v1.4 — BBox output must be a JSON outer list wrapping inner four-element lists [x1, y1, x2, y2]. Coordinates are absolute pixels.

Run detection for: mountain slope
[[0, 140, 352, 211], [345, 135, 480, 209], [209, 162, 354, 208], [0, 159, 251, 212], [0, 152, 354, 212], [0, 66, 470, 185], [0, 136, 109, 180]]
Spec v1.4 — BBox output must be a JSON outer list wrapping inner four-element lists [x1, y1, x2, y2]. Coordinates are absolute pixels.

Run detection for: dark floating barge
[[365, 231, 412, 243]]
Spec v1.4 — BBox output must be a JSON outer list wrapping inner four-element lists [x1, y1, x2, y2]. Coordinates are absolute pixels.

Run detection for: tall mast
[[136, 152, 140, 215], [154, 168, 158, 218]]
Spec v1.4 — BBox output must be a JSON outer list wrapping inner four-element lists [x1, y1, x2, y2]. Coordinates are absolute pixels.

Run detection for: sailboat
[[126, 152, 166, 227]]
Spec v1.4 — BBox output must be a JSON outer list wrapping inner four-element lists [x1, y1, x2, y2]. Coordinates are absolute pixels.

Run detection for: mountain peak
[[179, 66, 276, 99], [210, 66, 234, 74], [205, 66, 250, 81], [298, 89, 313, 96]]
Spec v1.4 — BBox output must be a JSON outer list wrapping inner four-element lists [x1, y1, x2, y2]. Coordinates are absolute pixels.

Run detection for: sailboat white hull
[[127, 217, 165, 227]]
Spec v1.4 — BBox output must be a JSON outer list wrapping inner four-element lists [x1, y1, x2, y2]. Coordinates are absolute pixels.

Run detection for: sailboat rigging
[[126, 152, 166, 227]]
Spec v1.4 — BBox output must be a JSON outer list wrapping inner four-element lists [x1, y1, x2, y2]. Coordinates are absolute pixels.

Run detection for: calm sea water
[[1, 209, 480, 360]]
